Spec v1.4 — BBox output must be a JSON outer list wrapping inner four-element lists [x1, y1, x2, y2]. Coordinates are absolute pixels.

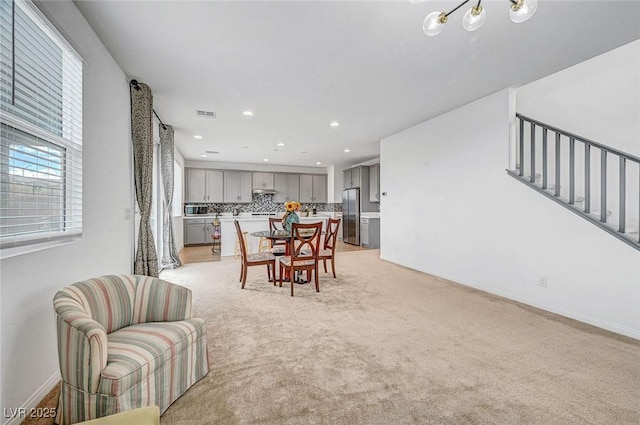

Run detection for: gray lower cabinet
[[360, 217, 380, 248], [185, 219, 214, 245]]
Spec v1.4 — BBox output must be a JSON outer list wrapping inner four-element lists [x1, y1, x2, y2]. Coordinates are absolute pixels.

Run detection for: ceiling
[[72, 1, 640, 168]]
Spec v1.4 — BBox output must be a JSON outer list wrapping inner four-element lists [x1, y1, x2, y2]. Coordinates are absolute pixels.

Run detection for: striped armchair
[[53, 275, 209, 425]]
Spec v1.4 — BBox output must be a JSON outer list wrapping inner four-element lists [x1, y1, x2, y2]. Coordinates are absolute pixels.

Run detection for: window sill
[[0, 236, 81, 260]]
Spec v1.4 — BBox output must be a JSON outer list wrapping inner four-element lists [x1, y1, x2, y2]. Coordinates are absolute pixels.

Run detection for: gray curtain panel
[[131, 82, 159, 277], [160, 125, 182, 270]]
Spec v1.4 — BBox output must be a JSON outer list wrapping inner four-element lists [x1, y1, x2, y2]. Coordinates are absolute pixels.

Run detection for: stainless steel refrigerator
[[342, 188, 360, 245]]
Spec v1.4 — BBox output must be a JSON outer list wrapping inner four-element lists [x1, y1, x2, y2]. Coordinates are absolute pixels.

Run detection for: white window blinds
[[0, 0, 83, 253]]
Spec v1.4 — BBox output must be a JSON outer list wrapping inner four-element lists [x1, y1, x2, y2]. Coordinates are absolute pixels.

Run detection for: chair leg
[[315, 268, 320, 292], [271, 261, 276, 286], [239, 263, 243, 282], [278, 263, 283, 288], [331, 256, 336, 278], [323, 259, 327, 273], [290, 266, 295, 297], [241, 264, 248, 289]]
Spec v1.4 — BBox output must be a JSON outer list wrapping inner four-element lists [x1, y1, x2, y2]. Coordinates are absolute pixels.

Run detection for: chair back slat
[[269, 217, 287, 246], [323, 218, 340, 251], [289, 222, 322, 261], [234, 220, 248, 259]]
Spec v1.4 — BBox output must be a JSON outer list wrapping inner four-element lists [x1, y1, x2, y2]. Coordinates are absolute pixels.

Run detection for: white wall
[[0, 0, 133, 419], [517, 40, 640, 157], [380, 42, 640, 339]]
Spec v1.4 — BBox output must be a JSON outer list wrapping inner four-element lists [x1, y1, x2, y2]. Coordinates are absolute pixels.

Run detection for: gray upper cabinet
[[224, 171, 252, 203], [343, 166, 363, 189], [186, 169, 223, 203], [300, 174, 327, 203], [274, 173, 299, 203], [369, 164, 380, 202], [312, 175, 327, 203], [252, 172, 275, 190]]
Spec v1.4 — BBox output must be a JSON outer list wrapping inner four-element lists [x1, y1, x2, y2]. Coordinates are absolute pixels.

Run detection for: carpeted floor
[[155, 250, 640, 425]]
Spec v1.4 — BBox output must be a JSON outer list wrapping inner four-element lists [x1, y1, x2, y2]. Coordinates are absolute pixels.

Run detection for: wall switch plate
[[538, 276, 548, 288]]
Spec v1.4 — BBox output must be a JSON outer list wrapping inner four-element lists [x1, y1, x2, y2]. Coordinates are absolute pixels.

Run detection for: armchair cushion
[[99, 319, 205, 395]]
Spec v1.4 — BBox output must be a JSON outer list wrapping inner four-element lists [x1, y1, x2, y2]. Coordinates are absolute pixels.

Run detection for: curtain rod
[[129, 79, 167, 130]]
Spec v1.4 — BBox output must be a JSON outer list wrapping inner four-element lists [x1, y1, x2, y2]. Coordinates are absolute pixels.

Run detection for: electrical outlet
[[538, 276, 548, 288]]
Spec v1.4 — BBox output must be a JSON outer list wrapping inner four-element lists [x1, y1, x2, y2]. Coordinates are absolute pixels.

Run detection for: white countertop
[[361, 212, 380, 218], [183, 212, 333, 222]]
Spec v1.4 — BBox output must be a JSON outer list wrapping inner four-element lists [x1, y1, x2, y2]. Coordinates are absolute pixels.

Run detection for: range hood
[[252, 188, 276, 195]]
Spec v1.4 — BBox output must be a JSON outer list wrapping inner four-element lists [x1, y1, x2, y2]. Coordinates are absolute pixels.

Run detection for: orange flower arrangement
[[284, 201, 297, 212]]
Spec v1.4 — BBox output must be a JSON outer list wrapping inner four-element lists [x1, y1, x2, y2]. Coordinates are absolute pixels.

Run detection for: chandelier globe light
[[419, 0, 538, 37], [510, 0, 538, 23], [462, 4, 486, 31]]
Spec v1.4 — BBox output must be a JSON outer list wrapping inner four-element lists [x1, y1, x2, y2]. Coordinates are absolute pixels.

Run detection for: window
[[0, 0, 83, 257]]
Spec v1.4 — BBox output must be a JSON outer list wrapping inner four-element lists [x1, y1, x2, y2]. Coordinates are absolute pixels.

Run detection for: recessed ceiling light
[[344, 148, 350, 153], [277, 143, 285, 146], [242, 111, 254, 116], [316, 161, 322, 165], [200, 154, 207, 158], [263, 158, 269, 162], [330, 121, 340, 127], [193, 135, 203, 139]]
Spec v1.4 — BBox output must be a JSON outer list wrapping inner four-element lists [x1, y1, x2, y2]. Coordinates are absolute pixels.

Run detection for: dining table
[[250, 229, 324, 284]]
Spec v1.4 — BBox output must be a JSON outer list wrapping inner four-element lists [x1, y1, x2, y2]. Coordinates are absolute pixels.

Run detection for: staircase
[[506, 114, 640, 251]]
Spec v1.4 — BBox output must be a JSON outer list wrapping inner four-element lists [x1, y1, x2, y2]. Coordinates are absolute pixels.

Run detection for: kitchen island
[[184, 213, 329, 256]]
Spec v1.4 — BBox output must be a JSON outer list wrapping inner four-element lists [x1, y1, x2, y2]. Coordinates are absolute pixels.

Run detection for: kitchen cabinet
[[343, 166, 363, 189], [184, 218, 215, 245], [252, 172, 275, 190], [369, 164, 380, 202], [360, 217, 380, 249], [273, 173, 299, 203], [186, 169, 223, 203], [224, 171, 252, 203], [300, 174, 327, 203]]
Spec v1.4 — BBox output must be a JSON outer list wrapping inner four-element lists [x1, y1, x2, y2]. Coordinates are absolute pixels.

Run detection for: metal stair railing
[[506, 113, 640, 251]]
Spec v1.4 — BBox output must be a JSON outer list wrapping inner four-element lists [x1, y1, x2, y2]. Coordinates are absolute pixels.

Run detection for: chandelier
[[411, 0, 538, 37]]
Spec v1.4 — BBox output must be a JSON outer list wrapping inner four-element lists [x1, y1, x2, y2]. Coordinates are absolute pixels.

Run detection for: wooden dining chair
[[235, 220, 276, 289], [278, 222, 323, 296], [268, 217, 287, 255], [318, 218, 340, 278]]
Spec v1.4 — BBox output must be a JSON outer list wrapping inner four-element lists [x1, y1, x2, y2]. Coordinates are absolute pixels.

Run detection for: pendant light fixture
[[419, 0, 538, 37]]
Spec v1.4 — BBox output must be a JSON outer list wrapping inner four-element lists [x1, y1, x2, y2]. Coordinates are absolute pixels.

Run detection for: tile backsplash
[[187, 194, 342, 214]]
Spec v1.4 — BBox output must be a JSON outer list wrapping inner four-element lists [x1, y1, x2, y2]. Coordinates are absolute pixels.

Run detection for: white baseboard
[[379, 255, 640, 341], [458, 280, 640, 340], [2, 371, 59, 425]]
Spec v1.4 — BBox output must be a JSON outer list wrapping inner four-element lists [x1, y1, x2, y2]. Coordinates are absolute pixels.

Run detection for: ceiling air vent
[[196, 110, 216, 118], [206, 151, 220, 155]]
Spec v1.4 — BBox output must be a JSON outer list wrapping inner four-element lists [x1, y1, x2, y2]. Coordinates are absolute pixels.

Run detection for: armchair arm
[[132, 276, 192, 324], [54, 298, 108, 394]]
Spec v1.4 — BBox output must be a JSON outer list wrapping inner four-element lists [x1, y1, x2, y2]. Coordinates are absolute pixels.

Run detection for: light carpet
[[158, 250, 640, 425]]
